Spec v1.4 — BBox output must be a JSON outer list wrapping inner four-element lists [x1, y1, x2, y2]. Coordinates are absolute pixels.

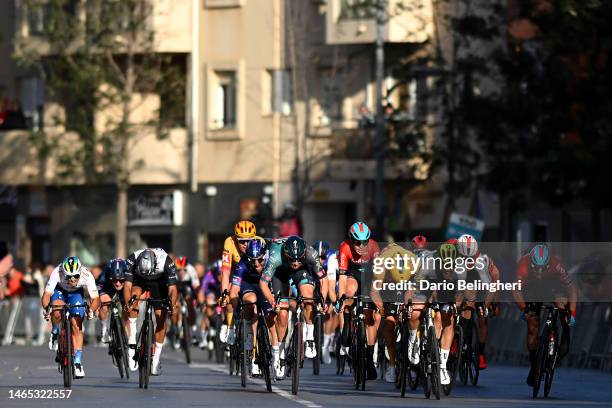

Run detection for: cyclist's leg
[[127, 284, 144, 345], [439, 303, 455, 383], [49, 288, 66, 342], [151, 280, 173, 374], [525, 302, 541, 384], [99, 292, 112, 341], [66, 289, 86, 373], [554, 296, 570, 359], [382, 310, 398, 365], [340, 276, 359, 345]]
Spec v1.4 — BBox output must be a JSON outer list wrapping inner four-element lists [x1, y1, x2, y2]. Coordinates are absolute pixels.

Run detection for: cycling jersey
[[232, 257, 268, 286], [45, 264, 99, 299], [96, 264, 122, 297], [179, 263, 200, 289], [516, 254, 570, 285], [338, 240, 380, 277], [125, 248, 178, 284], [324, 251, 339, 282], [201, 270, 220, 296], [260, 240, 323, 284], [221, 235, 265, 276]]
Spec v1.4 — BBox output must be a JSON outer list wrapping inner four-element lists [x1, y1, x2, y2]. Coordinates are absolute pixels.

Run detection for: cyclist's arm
[[83, 268, 100, 312], [513, 257, 529, 311], [259, 248, 280, 306], [327, 255, 338, 303], [221, 237, 235, 293], [123, 252, 137, 305], [165, 256, 179, 309]]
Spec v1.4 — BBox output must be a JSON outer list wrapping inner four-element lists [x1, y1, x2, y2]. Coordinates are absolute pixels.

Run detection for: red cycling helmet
[[411, 235, 427, 250], [175, 256, 188, 269]]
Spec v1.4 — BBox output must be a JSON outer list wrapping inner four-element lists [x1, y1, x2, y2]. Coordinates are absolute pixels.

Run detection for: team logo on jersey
[[222, 253, 230, 263]]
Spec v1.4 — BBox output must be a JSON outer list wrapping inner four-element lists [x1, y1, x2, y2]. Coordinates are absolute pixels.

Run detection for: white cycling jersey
[[45, 265, 99, 299], [180, 263, 200, 288], [326, 252, 339, 282]]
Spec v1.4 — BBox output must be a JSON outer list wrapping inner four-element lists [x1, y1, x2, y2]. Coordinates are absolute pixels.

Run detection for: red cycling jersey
[[515, 254, 571, 286], [338, 240, 380, 275]]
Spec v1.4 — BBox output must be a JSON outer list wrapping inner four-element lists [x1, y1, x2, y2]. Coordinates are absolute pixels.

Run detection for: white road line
[[191, 363, 322, 408], [36, 365, 56, 370]]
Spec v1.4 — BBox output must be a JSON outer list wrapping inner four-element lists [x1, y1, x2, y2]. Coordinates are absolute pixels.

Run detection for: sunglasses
[[249, 256, 266, 264], [66, 274, 80, 281], [351, 239, 369, 247], [237, 238, 251, 245], [111, 278, 126, 283]]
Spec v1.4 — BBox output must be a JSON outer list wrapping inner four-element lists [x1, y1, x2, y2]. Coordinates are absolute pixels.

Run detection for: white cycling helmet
[[456, 234, 478, 257], [62, 256, 82, 278]]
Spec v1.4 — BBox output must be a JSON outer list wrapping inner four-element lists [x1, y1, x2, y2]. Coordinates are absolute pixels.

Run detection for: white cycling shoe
[[128, 345, 138, 371], [440, 367, 450, 385], [48, 333, 58, 351], [226, 327, 236, 346], [305, 340, 317, 359], [151, 360, 162, 376], [219, 324, 228, 343], [74, 363, 85, 378], [251, 361, 261, 376], [408, 338, 420, 365]]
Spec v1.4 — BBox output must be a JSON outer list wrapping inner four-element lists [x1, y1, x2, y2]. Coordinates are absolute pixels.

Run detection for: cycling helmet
[[530, 244, 550, 267], [411, 235, 428, 250], [349, 221, 371, 241], [283, 236, 306, 261], [136, 249, 157, 278], [62, 256, 81, 277], [246, 239, 267, 260], [175, 256, 188, 270], [108, 258, 127, 280], [234, 220, 256, 239], [313, 241, 330, 259], [438, 243, 457, 260], [446, 238, 458, 245], [456, 234, 478, 257]]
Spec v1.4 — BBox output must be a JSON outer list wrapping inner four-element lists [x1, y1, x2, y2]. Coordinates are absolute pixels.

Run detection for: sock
[[153, 342, 163, 364], [128, 317, 137, 344], [272, 345, 280, 360], [101, 319, 109, 335], [367, 345, 375, 367], [279, 342, 286, 359], [440, 349, 449, 368], [226, 312, 233, 327], [323, 333, 333, 349], [52, 324, 60, 335], [74, 349, 83, 364], [201, 330, 208, 340], [479, 342, 486, 355], [409, 329, 417, 341], [306, 324, 314, 341]]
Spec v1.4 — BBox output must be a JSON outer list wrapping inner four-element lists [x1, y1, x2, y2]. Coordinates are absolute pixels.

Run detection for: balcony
[[328, 126, 431, 180], [325, 0, 434, 45], [14, 0, 192, 56]]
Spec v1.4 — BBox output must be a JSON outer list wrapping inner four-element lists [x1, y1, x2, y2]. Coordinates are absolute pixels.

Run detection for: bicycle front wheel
[[257, 318, 273, 392], [62, 317, 73, 388], [291, 319, 302, 395], [182, 316, 192, 364], [240, 318, 247, 388], [428, 325, 441, 400], [532, 325, 549, 398], [313, 312, 322, 375]]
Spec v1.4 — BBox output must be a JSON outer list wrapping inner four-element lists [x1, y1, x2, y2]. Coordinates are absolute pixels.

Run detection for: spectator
[[358, 105, 375, 128], [0, 99, 28, 130], [5, 265, 24, 298], [277, 202, 303, 237]]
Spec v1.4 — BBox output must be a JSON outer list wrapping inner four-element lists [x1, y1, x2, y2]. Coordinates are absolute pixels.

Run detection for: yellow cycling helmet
[[234, 220, 256, 239]]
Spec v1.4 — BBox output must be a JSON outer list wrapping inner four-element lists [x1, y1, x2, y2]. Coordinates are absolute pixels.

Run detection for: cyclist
[[410, 235, 428, 252], [337, 221, 381, 381], [42, 256, 100, 378], [198, 260, 222, 349], [372, 242, 418, 383], [124, 248, 178, 375], [231, 239, 280, 377], [513, 243, 577, 386], [97, 258, 127, 343], [456, 233, 500, 370], [221, 220, 260, 345], [432, 242, 462, 385], [171, 256, 200, 349], [260, 236, 324, 377], [313, 241, 338, 365]]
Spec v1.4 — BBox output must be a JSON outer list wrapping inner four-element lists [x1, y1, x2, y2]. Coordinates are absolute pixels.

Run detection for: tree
[[15, 0, 184, 256]]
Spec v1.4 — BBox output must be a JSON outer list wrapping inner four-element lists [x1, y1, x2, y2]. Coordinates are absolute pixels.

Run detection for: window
[[273, 70, 292, 116], [212, 71, 236, 129], [315, 69, 342, 127], [159, 55, 187, 128], [338, 0, 375, 21]]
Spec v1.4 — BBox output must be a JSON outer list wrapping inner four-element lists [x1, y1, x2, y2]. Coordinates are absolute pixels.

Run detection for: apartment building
[[0, 0, 474, 266]]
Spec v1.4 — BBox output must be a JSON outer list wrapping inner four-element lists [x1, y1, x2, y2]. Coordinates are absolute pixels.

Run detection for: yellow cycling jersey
[[376, 242, 419, 284], [221, 235, 264, 274]]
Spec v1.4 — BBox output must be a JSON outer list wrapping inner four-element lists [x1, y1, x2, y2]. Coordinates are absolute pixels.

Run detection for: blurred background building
[[0, 0, 610, 267]]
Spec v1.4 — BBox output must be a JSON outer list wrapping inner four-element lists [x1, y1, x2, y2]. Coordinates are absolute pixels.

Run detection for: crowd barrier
[[1, 297, 611, 372]]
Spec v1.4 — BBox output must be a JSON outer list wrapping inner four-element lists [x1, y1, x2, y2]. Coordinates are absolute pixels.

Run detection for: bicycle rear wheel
[[357, 320, 367, 391], [111, 315, 125, 379], [468, 320, 480, 386], [182, 316, 192, 364], [428, 325, 441, 400], [257, 319, 273, 392], [240, 318, 247, 388], [532, 326, 549, 398], [399, 323, 409, 397], [62, 317, 73, 388], [291, 318, 302, 395], [313, 312, 322, 375], [116, 316, 130, 380], [543, 330, 558, 398]]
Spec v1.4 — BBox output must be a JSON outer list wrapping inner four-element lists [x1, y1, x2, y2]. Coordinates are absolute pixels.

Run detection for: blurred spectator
[[277, 202, 303, 237], [0, 99, 27, 130], [195, 262, 205, 280], [91, 264, 103, 281], [358, 105, 375, 128], [5, 264, 24, 298], [0, 97, 8, 126], [22, 262, 44, 298]]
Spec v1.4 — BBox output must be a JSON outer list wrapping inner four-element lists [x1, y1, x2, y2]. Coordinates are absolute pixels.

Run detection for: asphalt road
[[1, 345, 610, 408]]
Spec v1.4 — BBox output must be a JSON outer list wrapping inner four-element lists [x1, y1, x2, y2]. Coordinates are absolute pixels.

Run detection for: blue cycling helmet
[[246, 239, 267, 260], [313, 241, 330, 259], [530, 244, 550, 267], [349, 221, 371, 241], [108, 258, 127, 280]]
